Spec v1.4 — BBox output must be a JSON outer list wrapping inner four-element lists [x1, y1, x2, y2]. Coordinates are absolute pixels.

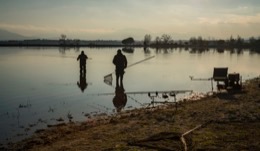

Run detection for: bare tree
[[161, 34, 171, 44], [155, 36, 161, 45], [60, 34, 66, 40], [59, 34, 67, 46], [144, 34, 152, 46], [236, 35, 244, 46]]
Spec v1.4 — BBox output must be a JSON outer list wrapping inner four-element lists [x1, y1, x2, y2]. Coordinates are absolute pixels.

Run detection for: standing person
[[113, 49, 127, 86], [77, 50, 88, 74]]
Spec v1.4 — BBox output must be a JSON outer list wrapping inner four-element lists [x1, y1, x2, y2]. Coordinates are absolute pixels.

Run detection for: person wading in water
[[77, 50, 88, 75], [113, 49, 127, 86]]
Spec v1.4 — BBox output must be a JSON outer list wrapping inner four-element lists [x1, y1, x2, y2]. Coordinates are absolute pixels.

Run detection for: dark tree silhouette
[[155, 36, 161, 45], [236, 35, 244, 47], [122, 37, 135, 45], [59, 34, 67, 46], [144, 34, 152, 46], [161, 34, 172, 44], [229, 35, 235, 47]]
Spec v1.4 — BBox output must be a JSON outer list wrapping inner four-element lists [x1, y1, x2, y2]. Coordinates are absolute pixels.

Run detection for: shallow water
[[0, 47, 259, 144]]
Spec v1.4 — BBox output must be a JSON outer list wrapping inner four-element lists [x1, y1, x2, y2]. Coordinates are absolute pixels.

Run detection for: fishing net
[[103, 56, 155, 86], [104, 73, 113, 86]]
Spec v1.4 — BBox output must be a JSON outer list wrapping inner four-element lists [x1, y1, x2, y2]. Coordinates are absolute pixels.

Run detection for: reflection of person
[[77, 72, 88, 92], [112, 82, 127, 112], [77, 50, 88, 74], [113, 49, 127, 86]]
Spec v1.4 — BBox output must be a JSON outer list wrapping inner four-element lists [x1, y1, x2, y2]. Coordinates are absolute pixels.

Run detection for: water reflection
[[0, 47, 259, 145], [190, 47, 210, 53], [58, 47, 70, 54], [77, 72, 88, 92], [143, 47, 151, 54], [113, 82, 127, 112], [122, 47, 134, 53], [76, 50, 89, 92], [228, 48, 243, 55]]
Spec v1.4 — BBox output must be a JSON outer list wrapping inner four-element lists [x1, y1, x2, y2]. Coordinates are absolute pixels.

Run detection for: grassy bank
[[5, 78, 260, 150]]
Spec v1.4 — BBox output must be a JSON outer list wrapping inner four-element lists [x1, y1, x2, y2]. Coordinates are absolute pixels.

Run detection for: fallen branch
[[181, 121, 212, 151]]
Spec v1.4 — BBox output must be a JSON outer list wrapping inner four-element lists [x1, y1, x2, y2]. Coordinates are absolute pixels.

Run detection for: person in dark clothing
[[113, 49, 127, 86], [77, 50, 88, 74]]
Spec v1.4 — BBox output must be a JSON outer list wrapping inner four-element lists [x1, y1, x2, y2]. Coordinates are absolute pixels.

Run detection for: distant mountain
[[0, 29, 29, 40]]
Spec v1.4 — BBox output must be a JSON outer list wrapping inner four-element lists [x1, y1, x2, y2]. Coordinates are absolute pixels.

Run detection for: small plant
[[67, 111, 73, 122], [18, 99, 32, 108], [48, 106, 54, 112], [56, 117, 64, 122]]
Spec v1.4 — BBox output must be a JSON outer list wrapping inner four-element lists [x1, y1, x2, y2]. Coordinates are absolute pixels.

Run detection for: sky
[[0, 0, 260, 40]]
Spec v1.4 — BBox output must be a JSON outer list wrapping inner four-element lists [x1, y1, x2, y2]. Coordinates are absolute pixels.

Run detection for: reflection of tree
[[237, 48, 243, 55], [216, 48, 224, 53], [122, 47, 134, 53], [143, 47, 151, 54], [59, 47, 70, 54], [189, 47, 208, 54], [74, 47, 80, 52], [153, 47, 254, 55], [155, 47, 173, 54], [249, 49, 260, 55]]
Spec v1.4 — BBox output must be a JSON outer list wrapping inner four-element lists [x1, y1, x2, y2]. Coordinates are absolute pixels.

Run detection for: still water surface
[[0, 47, 259, 144]]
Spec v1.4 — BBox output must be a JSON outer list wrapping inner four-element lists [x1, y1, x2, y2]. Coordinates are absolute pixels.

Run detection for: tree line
[[142, 34, 260, 49], [120, 34, 260, 53], [1, 33, 259, 52]]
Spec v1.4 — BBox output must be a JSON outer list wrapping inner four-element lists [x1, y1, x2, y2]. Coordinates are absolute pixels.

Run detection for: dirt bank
[[5, 78, 260, 150]]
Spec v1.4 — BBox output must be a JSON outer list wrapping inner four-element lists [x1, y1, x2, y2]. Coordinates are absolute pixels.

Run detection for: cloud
[[0, 23, 117, 39], [1, 0, 260, 39], [198, 13, 260, 25], [0, 23, 114, 33]]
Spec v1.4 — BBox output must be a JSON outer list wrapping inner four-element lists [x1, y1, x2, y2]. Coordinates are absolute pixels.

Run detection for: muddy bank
[[5, 78, 260, 150]]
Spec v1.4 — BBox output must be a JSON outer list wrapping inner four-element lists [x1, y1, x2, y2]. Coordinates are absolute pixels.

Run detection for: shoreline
[[4, 77, 260, 150]]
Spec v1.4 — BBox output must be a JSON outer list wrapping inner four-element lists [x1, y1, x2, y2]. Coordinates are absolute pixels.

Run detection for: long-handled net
[[104, 56, 155, 85], [104, 73, 113, 85]]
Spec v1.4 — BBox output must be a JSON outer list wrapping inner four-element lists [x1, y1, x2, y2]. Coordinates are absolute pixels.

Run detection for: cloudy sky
[[0, 0, 260, 40]]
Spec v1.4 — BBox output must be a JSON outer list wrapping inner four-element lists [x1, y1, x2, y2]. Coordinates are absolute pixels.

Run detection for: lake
[[0, 47, 259, 144]]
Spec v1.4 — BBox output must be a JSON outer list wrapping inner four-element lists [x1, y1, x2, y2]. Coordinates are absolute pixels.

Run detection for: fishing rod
[[126, 95, 144, 106], [93, 89, 193, 96], [127, 55, 155, 68], [189, 76, 214, 91], [42, 54, 93, 60], [189, 76, 212, 81]]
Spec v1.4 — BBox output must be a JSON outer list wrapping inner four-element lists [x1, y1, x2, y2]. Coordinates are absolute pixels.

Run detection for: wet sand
[[4, 78, 260, 150]]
